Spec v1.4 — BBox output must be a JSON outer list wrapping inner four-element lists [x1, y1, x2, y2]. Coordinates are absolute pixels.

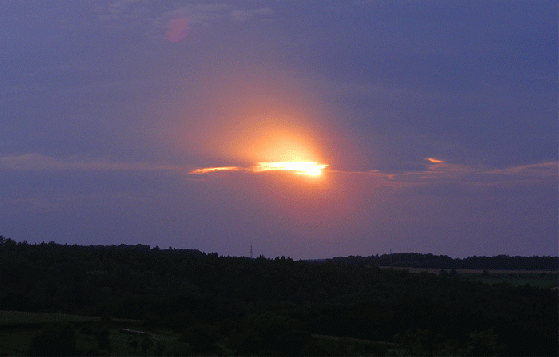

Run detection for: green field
[[0, 311, 191, 356], [1, 310, 400, 356], [0, 329, 191, 356], [0, 310, 98, 325], [379, 267, 558, 289], [460, 271, 558, 289]]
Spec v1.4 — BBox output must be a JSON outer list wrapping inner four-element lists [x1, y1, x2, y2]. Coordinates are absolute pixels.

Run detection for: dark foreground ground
[[0, 239, 557, 356]]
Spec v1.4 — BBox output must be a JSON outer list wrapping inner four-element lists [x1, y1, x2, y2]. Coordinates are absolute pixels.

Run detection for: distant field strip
[[378, 267, 559, 274], [0, 311, 98, 325], [377, 267, 558, 289], [0, 310, 142, 326], [312, 334, 396, 346]]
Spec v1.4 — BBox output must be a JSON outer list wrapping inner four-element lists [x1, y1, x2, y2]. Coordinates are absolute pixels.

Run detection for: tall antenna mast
[[250, 244, 253, 259]]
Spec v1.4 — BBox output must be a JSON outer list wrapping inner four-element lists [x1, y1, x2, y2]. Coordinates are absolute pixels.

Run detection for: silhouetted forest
[[0, 236, 557, 356]]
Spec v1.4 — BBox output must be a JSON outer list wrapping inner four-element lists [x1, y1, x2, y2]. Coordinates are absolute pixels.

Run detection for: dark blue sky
[[1, 0, 557, 259]]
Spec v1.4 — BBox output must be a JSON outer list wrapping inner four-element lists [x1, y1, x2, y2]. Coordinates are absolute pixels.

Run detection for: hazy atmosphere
[[1, 0, 557, 259]]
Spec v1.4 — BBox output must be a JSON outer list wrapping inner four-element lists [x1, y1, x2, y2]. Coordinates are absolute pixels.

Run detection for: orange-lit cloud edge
[[190, 162, 328, 176]]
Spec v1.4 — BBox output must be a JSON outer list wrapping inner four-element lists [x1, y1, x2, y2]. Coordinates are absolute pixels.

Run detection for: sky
[[0, 0, 557, 259]]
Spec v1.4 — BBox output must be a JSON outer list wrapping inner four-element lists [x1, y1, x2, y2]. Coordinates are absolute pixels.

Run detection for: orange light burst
[[189, 162, 329, 176], [253, 162, 328, 176]]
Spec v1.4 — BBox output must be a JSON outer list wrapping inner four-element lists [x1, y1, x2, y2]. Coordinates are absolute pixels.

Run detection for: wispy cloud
[[0, 153, 181, 172], [156, 4, 230, 28], [372, 159, 558, 186], [230, 8, 273, 22], [98, 2, 274, 41], [479, 161, 559, 185], [189, 166, 244, 175], [100, 0, 149, 21]]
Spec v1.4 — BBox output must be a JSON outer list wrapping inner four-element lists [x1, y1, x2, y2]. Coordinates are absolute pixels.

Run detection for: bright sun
[[188, 122, 328, 177], [189, 161, 328, 176], [253, 162, 327, 176]]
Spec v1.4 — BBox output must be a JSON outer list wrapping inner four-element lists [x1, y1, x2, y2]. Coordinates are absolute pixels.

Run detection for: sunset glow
[[254, 162, 328, 176], [189, 162, 328, 176], [3, 0, 556, 261]]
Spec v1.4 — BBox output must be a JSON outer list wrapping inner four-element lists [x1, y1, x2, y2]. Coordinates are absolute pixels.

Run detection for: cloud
[[97, 2, 274, 41], [189, 166, 243, 175], [376, 160, 559, 186], [230, 8, 274, 22], [154, 4, 230, 32], [101, 0, 148, 21], [187, 156, 558, 187], [479, 161, 559, 185], [189, 162, 328, 176], [0, 153, 181, 172]]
